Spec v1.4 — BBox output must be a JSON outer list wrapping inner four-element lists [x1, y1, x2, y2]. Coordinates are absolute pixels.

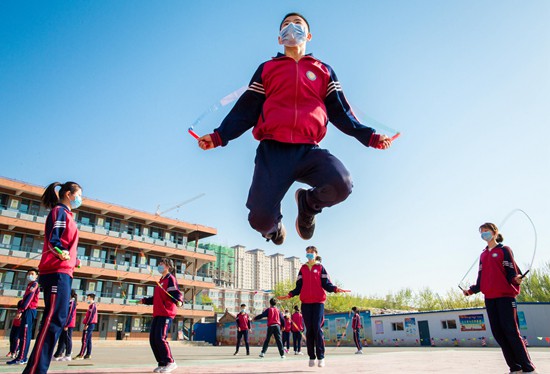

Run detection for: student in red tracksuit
[[7, 268, 39, 366], [234, 303, 252, 356], [141, 258, 183, 373], [282, 310, 292, 353], [280, 246, 345, 368], [351, 307, 363, 354], [20, 181, 82, 374], [53, 289, 78, 361], [254, 298, 286, 358], [7, 301, 23, 359], [291, 305, 305, 355], [464, 222, 537, 374], [197, 12, 393, 245], [74, 293, 97, 360]]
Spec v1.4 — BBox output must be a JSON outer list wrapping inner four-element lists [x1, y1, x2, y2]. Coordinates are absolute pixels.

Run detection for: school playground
[[0, 341, 549, 373]]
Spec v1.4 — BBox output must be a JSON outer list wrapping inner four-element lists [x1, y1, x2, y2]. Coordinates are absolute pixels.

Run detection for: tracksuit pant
[[282, 331, 290, 350], [78, 323, 96, 357], [235, 330, 250, 354], [485, 298, 536, 373], [353, 328, 362, 350], [261, 325, 284, 356], [301, 303, 325, 360], [292, 331, 303, 352], [150, 316, 174, 366], [9, 324, 20, 355], [16, 309, 37, 362], [54, 328, 74, 357], [246, 140, 353, 237], [23, 273, 71, 374]]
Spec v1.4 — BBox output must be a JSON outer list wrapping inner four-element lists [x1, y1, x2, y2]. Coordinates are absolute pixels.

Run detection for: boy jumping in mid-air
[[197, 12, 393, 245]]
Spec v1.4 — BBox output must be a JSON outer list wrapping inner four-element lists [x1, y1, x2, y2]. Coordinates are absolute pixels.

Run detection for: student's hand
[[237, 327, 241, 332], [16, 313, 22, 319], [463, 290, 471, 296], [57, 250, 70, 261], [83, 325, 87, 330], [277, 295, 291, 300], [176, 301, 183, 307], [513, 275, 523, 285], [64, 327, 68, 331], [198, 134, 215, 150], [374, 134, 392, 150]]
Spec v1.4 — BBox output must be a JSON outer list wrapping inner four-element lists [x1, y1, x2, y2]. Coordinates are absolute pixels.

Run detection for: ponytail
[[41, 181, 82, 209], [41, 182, 61, 209], [496, 233, 504, 243], [315, 255, 322, 263]]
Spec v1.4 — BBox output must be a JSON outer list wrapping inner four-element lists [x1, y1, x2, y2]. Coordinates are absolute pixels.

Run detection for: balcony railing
[[0, 285, 213, 311], [0, 246, 214, 286], [0, 208, 215, 256]]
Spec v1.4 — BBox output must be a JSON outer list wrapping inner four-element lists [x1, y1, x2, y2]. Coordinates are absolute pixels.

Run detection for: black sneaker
[[295, 189, 315, 240], [83, 355, 91, 359], [266, 222, 286, 245]]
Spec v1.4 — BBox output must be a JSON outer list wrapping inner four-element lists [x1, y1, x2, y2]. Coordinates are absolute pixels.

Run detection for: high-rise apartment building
[[0, 177, 217, 340]]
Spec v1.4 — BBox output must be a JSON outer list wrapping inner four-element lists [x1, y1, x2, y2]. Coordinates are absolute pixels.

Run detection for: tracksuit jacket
[[210, 53, 379, 148]]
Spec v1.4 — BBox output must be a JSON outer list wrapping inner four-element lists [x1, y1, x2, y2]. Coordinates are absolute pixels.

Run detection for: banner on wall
[[517, 311, 528, 330], [375, 320, 384, 334], [459, 314, 486, 331], [404, 317, 417, 336]]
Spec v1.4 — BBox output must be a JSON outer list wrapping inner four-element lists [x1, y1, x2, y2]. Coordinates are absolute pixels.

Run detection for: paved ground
[[0, 341, 548, 373]]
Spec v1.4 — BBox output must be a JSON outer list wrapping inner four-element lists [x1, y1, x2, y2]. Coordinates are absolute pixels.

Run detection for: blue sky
[[1, 1, 549, 297]]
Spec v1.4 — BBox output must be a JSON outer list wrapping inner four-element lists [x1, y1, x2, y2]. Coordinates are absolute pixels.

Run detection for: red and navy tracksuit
[[291, 311, 305, 353], [210, 53, 381, 239], [142, 273, 183, 368], [254, 306, 285, 356], [352, 312, 363, 351], [468, 244, 536, 373], [54, 297, 77, 357], [282, 315, 292, 351], [78, 301, 97, 357], [288, 262, 338, 361], [15, 280, 39, 363], [235, 311, 251, 354], [9, 310, 22, 356], [23, 203, 79, 374]]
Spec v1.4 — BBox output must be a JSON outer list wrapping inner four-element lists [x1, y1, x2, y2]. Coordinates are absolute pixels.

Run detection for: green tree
[[517, 262, 550, 302], [274, 279, 300, 312]]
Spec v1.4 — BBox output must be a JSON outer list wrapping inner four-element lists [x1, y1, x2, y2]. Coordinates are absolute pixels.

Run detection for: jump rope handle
[[188, 128, 200, 140], [521, 270, 530, 278]]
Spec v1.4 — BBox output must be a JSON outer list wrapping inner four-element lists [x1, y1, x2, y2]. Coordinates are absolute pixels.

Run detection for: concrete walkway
[[1, 342, 548, 373]]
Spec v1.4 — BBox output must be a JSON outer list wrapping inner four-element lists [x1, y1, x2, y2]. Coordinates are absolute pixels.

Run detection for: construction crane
[[155, 193, 206, 216]]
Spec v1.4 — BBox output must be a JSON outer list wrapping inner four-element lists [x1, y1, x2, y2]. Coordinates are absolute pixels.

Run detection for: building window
[[441, 320, 457, 329], [0, 193, 8, 210], [105, 217, 121, 232], [78, 212, 96, 227], [127, 222, 142, 236], [149, 227, 163, 239], [391, 322, 404, 331]]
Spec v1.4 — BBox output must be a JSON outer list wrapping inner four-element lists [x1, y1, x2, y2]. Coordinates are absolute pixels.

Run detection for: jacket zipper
[[291, 60, 299, 143]]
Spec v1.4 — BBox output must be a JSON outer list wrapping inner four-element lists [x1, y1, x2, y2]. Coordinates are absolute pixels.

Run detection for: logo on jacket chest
[[306, 71, 317, 81], [492, 253, 498, 258]]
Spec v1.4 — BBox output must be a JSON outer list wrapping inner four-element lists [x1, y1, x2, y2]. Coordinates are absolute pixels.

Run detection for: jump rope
[[186, 85, 402, 148], [457, 209, 538, 291]]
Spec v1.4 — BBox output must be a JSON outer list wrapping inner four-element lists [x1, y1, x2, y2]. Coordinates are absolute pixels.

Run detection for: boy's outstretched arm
[[196, 64, 266, 150]]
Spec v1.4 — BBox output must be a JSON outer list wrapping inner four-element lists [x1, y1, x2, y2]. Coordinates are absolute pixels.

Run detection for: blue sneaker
[[6, 359, 26, 365]]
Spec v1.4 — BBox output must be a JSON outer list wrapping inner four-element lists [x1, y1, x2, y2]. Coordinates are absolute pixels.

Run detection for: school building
[[369, 303, 550, 347], [0, 176, 217, 341], [200, 303, 550, 348]]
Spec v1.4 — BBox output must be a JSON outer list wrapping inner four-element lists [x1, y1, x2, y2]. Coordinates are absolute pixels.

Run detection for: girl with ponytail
[[141, 258, 183, 373], [464, 223, 537, 373], [22, 182, 82, 374]]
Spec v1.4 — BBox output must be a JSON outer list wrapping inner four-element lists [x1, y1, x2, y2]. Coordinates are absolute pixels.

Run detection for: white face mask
[[27, 275, 37, 282], [279, 23, 308, 47]]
